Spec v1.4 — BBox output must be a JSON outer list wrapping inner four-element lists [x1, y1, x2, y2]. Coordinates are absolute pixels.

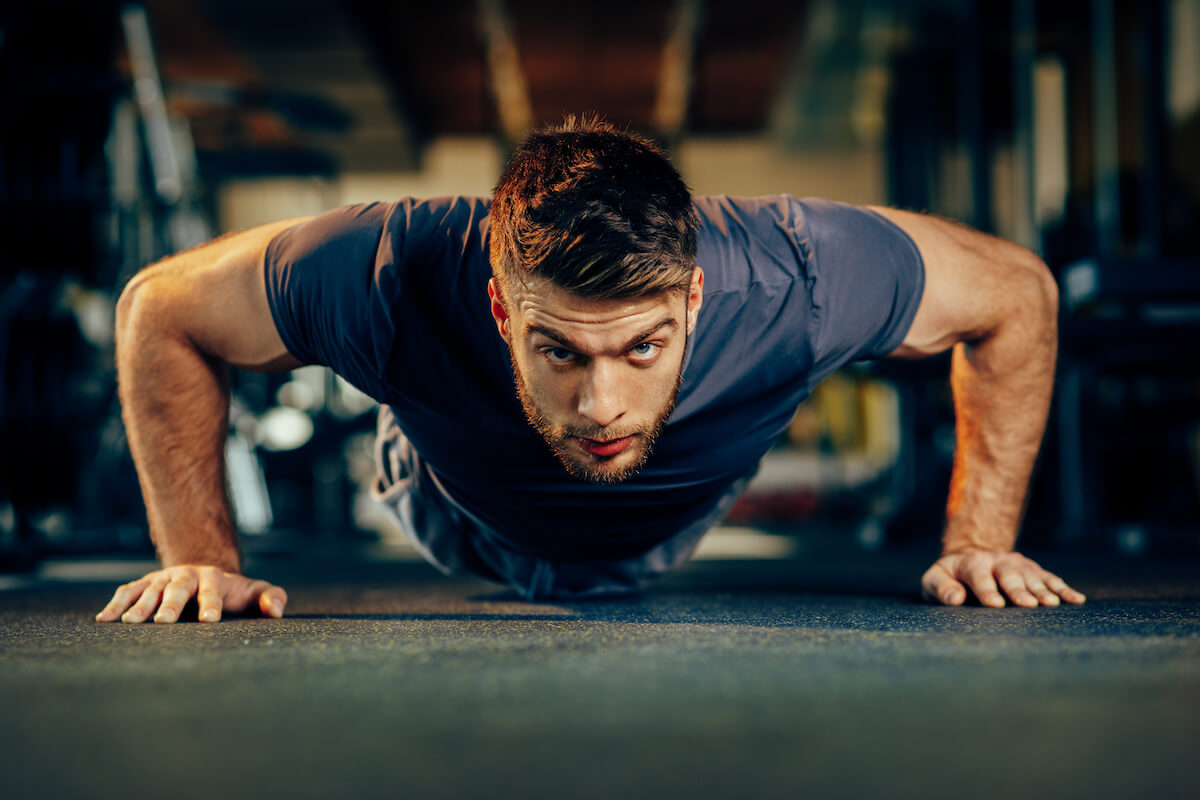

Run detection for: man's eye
[[629, 342, 659, 360], [543, 347, 575, 364]]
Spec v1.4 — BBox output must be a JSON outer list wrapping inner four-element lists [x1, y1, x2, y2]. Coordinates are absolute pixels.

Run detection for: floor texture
[[2, 540, 1198, 800]]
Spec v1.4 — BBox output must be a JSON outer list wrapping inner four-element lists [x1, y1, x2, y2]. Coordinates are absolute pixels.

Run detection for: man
[[97, 117, 1085, 624]]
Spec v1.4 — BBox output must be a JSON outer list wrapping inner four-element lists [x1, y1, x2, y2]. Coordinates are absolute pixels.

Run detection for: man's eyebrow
[[525, 317, 678, 353]]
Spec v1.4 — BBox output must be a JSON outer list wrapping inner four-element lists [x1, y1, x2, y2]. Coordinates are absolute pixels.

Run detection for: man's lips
[[573, 435, 635, 457]]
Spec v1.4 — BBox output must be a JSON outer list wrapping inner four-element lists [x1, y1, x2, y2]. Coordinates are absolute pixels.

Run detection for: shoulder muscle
[[865, 207, 1057, 359]]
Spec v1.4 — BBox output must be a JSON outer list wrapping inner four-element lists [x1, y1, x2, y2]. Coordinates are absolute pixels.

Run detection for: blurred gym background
[[2, 0, 1198, 571]]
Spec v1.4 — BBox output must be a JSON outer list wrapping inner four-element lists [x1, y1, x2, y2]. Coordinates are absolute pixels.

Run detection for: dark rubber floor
[[2, 539, 1198, 800]]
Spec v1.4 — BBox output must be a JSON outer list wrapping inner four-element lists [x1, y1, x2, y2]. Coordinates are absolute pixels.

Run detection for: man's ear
[[686, 267, 704, 334], [487, 278, 511, 341]]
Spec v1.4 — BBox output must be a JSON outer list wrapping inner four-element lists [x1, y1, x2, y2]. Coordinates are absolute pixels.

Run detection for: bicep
[[866, 206, 1057, 359], [119, 218, 311, 372]]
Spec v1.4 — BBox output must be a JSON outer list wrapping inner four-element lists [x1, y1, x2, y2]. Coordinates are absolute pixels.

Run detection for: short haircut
[[488, 115, 699, 301]]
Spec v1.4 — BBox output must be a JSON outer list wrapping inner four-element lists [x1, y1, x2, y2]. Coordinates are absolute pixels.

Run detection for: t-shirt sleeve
[[262, 203, 396, 401], [799, 197, 925, 389]]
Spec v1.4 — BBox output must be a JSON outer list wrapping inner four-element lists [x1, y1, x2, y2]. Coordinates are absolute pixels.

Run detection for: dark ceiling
[[137, 0, 808, 171]]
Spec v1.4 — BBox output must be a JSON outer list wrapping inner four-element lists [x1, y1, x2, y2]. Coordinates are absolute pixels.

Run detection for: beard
[[507, 342, 685, 484]]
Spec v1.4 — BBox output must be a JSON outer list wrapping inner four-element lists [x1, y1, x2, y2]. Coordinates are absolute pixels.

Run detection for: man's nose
[[577, 360, 625, 429]]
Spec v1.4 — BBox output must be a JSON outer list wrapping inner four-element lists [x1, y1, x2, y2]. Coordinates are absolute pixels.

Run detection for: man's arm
[[868, 206, 1085, 608], [96, 218, 309, 624]]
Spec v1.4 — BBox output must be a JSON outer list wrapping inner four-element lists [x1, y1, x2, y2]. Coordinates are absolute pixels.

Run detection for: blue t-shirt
[[263, 195, 924, 561]]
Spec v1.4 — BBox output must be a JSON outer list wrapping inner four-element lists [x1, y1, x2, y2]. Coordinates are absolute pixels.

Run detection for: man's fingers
[[121, 579, 168, 623], [153, 574, 199, 623], [922, 563, 966, 605], [203, 576, 287, 619], [96, 577, 151, 622], [257, 587, 287, 618], [922, 551, 1086, 610], [997, 567, 1040, 608], [95, 567, 289, 625], [1043, 571, 1087, 604], [963, 558, 1005, 607], [226, 579, 286, 618], [1019, 572, 1059, 607], [197, 571, 224, 623]]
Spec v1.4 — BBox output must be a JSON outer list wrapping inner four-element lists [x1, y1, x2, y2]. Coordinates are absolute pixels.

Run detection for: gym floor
[[2, 534, 1197, 800]]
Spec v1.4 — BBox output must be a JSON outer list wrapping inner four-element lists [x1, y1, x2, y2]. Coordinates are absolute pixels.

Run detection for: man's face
[[488, 268, 703, 483]]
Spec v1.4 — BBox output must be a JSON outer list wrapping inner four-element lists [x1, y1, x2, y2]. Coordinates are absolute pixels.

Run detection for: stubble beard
[[508, 343, 685, 484]]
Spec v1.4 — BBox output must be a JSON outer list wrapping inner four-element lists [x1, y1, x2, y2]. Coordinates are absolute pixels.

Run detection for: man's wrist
[[941, 542, 1009, 557], [941, 526, 1017, 556], [160, 551, 241, 573]]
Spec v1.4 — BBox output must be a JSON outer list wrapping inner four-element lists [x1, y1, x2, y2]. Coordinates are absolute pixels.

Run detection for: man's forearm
[[942, 269, 1058, 554], [116, 282, 241, 572]]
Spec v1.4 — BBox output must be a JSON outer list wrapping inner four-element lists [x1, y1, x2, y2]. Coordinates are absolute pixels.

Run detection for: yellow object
[[788, 370, 900, 462]]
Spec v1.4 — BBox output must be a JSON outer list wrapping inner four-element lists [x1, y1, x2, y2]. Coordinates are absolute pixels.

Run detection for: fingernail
[[199, 609, 217, 622]]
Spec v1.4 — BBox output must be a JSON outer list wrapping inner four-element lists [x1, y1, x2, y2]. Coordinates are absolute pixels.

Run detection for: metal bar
[[652, 0, 704, 139], [958, 2, 991, 232], [1137, 0, 1165, 260], [119, 5, 182, 205], [477, 0, 535, 143], [1012, 0, 1040, 249], [1091, 0, 1121, 257], [1056, 362, 1088, 546]]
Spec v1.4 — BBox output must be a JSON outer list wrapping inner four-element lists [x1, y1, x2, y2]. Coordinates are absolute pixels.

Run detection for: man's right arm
[[96, 217, 309, 624]]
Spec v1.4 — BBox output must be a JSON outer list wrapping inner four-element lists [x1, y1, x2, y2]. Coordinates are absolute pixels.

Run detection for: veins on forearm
[[120, 328, 241, 572], [942, 286, 1057, 553]]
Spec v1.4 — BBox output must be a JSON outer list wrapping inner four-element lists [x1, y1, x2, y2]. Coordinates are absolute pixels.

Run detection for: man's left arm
[[868, 206, 1086, 608]]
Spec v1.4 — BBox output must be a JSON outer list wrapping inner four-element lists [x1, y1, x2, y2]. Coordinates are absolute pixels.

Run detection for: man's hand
[[95, 565, 288, 623], [922, 548, 1086, 608]]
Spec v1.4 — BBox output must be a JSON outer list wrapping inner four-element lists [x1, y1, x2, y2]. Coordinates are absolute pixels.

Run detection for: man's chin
[[554, 441, 648, 484]]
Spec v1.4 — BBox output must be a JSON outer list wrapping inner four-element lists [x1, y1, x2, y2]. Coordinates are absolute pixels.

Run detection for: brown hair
[[489, 115, 698, 300]]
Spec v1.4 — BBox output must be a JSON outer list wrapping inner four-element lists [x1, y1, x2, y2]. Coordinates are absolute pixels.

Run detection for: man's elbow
[[115, 281, 138, 337], [1001, 256, 1059, 359], [1010, 253, 1059, 332], [1032, 259, 1059, 337], [1031, 257, 1059, 322], [115, 271, 173, 353], [115, 275, 155, 344]]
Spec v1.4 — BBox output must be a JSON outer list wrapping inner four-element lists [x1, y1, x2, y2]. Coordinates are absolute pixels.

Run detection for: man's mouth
[[573, 435, 636, 457]]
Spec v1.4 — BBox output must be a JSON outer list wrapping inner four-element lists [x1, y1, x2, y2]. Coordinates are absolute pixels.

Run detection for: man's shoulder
[[394, 195, 492, 218], [691, 195, 821, 289], [690, 194, 836, 251], [289, 197, 492, 275], [692, 194, 839, 212], [265, 195, 494, 304], [306, 196, 492, 240]]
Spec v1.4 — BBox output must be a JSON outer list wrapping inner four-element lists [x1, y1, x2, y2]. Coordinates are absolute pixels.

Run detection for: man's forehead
[[511, 279, 681, 330]]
